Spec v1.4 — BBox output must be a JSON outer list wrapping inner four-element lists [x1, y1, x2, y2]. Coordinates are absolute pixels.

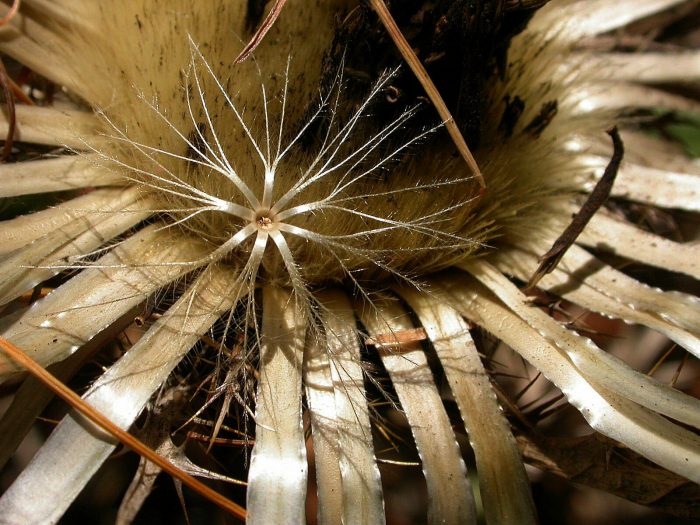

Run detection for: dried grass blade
[[303, 326, 343, 525], [0, 155, 122, 198], [463, 260, 700, 428], [0, 226, 210, 378], [0, 105, 98, 148], [321, 290, 385, 525], [247, 287, 307, 525], [234, 0, 288, 64], [578, 208, 700, 280], [368, 0, 484, 189], [399, 287, 537, 525], [444, 271, 700, 484], [358, 297, 477, 525]]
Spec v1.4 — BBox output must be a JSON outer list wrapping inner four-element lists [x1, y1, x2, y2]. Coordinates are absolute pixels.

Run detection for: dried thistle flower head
[[0, 1, 698, 523]]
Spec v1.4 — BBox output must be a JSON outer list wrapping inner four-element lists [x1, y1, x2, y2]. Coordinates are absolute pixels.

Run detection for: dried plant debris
[[526, 127, 624, 292], [518, 430, 700, 520]]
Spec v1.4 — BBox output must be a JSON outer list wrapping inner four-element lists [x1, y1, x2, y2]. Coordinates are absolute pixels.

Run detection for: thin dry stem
[[0, 336, 247, 520]]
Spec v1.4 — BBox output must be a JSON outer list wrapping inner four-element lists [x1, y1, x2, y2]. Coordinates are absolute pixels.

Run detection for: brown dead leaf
[[517, 430, 700, 519]]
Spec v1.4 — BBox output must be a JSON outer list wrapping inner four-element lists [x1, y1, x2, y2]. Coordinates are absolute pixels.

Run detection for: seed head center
[[255, 210, 276, 230]]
